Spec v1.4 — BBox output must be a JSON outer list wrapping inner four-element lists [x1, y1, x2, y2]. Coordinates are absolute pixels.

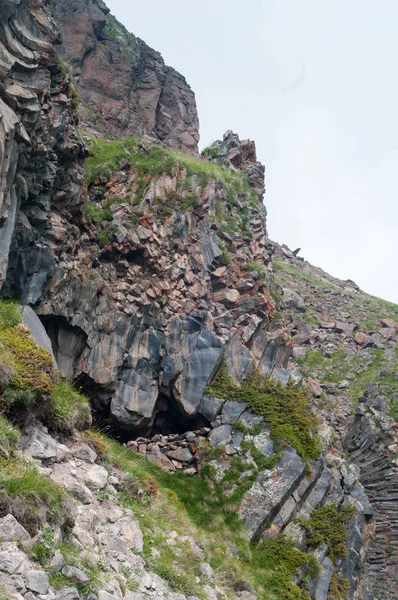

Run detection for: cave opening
[[39, 314, 211, 444]]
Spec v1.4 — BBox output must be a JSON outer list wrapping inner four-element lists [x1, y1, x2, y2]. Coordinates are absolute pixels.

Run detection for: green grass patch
[[0, 414, 20, 451], [0, 458, 72, 533], [51, 379, 91, 431], [86, 138, 258, 208], [0, 301, 58, 396], [206, 364, 321, 461], [273, 261, 337, 290], [0, 300, 22, 329]]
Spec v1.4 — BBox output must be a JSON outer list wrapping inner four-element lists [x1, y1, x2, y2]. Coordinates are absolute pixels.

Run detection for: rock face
[[0, 0, 86, 297], [48, 0, 200, 155]]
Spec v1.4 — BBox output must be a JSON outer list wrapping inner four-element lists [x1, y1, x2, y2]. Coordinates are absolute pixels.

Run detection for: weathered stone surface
[[22, 306, 57, 365], [25, 571, 50, 595], [208, 425, 232, 447], [239, 448, 305, 540], [22, 424, 70, 463], [0, 515, 30, 543]]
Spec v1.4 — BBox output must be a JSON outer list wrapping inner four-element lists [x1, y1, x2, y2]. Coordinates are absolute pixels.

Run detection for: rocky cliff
[[0, 2, 397, 600], [48, 0, 200, 155]]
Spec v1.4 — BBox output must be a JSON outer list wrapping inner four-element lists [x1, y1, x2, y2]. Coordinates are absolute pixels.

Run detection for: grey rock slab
[[198, 395, 225, 421], [0, 515, 30, 542], [221, 400, 247, 424], [25, 570, 50, 594], [55, 588, 81, 600], [116, 517, 143, 552], [22, 305, 57, 365], [296, 467, 333, 520], [239, 448, 306, 540], [0, 545, 27, 574], [312, 557, 334, 600], [50, 464, 93, 504], [208, 424, 232, 447], [23, 423, 70, 462]]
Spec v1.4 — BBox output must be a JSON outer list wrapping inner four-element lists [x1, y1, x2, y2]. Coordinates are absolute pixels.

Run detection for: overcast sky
[[106, 0, 398, 304]]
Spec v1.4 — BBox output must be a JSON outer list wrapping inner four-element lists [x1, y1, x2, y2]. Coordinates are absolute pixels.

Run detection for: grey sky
[[106, 0, 398, 303]]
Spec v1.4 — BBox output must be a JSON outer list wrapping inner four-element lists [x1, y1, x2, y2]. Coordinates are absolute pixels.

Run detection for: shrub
[[0, 414, 20, 451], [201, 147, 219, 159], [206, 363, 321, 461], [297, 504, 355, 561]]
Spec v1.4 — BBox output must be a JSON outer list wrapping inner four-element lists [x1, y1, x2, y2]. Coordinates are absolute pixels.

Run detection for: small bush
[[206, 364, 321, 461], [0, 414, 20, 451], [328, 573, 350, 600], [298, 504, 355, 561], [201, 147, 219, 159]]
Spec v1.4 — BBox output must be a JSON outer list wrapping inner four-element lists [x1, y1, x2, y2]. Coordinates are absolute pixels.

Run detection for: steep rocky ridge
[[270, 242, 398, 599], [0, 1, 397, 600], [48, 0, 200, 155]]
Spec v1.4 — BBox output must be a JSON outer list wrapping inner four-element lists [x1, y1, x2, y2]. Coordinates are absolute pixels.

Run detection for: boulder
[[0, 515, 30, 543]]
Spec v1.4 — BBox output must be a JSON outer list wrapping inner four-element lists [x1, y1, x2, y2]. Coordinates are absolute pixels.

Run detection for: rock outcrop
[[48, 0, 200, 155], [1, 1, 397, 599]]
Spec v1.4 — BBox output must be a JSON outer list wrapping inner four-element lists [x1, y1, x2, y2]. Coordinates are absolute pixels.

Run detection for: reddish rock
[[354, 332, 368, 345], [380, 318, 398, 329], [307, 379, 322, 397]]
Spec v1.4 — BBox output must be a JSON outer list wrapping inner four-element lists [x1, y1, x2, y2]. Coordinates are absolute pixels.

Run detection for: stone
[[208, 425, 232, 447], [312, 557, 334, 600], [116, 517, 144, 552], [0, 515, 30, 543], [199, 395, 225, 421], [22, 306, 57, 365], [0, 546, 26, 574], [307, 378, 322, 397], [86, 464, 109, 489], [55, 588, 81, 600], [25, 571, 50, 595], [23, 423, 70, 463], [166, 448, 193, 463], [50, 465, 93, 504], [221, 401, 247, 424], [354, 332, 368, 345], [213, 288, 240, 306], [62, 565, 90, 586], [147, 446, 175, 472], [380, 318, 398, 329]]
